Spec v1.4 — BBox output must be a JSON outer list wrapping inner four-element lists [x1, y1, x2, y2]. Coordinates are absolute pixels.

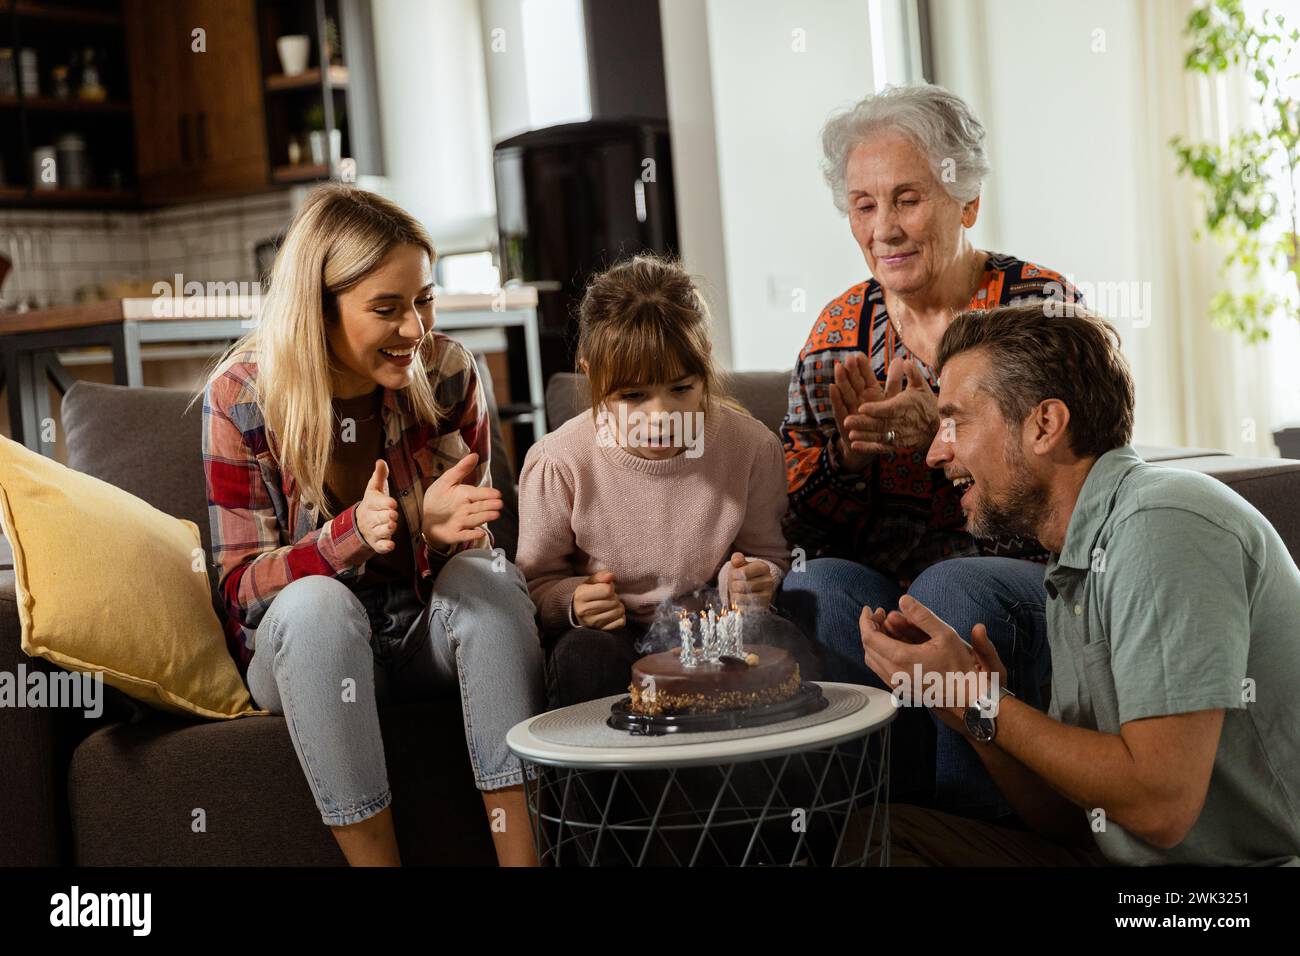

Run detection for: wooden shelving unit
[[0, 0, 139, 208], [271, 162, 329, 183], [264, 65, 349, 92], [1, 1, 121, 26], [0, 0, 381, 208], [24, 186, 136, 204], [0, 94, 131, 112], [254, 0, 383, 186]]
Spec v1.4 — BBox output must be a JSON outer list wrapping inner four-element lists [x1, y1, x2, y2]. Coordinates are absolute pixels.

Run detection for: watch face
[[965, 706, 994, 742]]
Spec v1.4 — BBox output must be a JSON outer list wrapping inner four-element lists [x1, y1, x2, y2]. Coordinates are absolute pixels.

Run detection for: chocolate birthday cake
[[627, 645, 801, 716]]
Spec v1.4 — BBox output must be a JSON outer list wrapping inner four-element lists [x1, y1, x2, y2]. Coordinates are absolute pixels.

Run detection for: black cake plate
[[607, 682, 829, 736]]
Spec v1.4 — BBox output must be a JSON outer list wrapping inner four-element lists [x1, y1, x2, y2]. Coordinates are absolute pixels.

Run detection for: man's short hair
[[935, 302, 1135, 458]]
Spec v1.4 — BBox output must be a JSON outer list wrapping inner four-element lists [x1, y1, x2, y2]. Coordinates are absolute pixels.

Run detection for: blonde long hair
[[192, 184, 448, 519]]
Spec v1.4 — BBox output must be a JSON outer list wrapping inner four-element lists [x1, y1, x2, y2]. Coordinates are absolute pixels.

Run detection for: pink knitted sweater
[[515, 402, 791, 630]]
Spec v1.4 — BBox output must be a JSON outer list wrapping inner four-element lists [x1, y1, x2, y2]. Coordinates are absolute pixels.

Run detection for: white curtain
[[1130, 0, 1300, 457]]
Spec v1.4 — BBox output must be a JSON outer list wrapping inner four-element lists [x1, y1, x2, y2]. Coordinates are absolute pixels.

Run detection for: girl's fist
[[573, 571, 627, 631]]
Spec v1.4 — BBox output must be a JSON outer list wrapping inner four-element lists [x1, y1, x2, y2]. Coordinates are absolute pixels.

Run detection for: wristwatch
[[964, 684, 1014, 744]]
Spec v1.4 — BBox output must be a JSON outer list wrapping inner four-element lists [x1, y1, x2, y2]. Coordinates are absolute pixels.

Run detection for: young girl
[[516, 255, 819, 706], [196, 184, 543, 866]]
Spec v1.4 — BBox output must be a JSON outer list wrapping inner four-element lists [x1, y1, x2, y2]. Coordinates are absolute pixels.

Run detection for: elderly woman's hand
[[847, 357, 940, 454], [829, 353, 888, 472], [835, 356, 940, 460]]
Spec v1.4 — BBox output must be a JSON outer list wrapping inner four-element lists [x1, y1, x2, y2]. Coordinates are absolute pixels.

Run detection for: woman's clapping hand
[[830, 354, 940, 468], [356, 459, 399, 554], [420, 452, 503, 548]]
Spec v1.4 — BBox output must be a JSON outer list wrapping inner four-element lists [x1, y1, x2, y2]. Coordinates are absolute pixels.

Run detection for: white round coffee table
[[507, 682, 896, 866]]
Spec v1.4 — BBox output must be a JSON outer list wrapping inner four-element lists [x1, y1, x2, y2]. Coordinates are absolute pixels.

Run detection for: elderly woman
[[778, 84, 1084, 821]]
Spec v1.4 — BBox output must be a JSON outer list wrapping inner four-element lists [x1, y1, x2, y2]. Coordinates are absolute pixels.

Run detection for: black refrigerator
[[493, 118, 678, 453]]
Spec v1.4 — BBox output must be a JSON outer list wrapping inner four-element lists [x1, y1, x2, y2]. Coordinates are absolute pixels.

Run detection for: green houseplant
[[1171, 0, 1299, 344]]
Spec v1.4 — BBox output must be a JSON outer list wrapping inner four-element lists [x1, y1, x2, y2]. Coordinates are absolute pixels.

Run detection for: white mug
[[276, 35, 310, 76]]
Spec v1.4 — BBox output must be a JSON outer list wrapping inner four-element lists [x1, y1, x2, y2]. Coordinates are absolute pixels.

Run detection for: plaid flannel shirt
[[202, 332, 493, 673], [781, 253, 1085, 584]]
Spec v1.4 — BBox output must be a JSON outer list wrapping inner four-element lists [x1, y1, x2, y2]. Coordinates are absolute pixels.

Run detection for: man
[[861, 302, 1300, 865]]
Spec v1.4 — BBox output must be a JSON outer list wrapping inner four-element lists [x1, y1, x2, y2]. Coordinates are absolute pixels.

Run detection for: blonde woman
[[195, 184, 544, 866]]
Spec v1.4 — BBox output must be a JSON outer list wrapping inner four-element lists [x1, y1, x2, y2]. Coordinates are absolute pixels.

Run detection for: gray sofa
[[2, 367, 1298, 866]]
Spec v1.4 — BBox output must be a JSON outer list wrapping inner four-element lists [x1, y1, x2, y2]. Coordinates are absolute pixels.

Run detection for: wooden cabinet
[[0, 0, 140, 206], [254, 0, 385, 185], [122, 0, 184, 196], [1, 0, 380, 209], [123, 0, 268, 204]]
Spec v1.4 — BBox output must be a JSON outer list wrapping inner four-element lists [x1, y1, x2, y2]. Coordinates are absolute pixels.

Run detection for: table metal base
[[520, 724, 890, 866]]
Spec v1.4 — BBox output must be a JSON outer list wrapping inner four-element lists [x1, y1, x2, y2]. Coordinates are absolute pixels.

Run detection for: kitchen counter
[[0, 287, 539, 335]]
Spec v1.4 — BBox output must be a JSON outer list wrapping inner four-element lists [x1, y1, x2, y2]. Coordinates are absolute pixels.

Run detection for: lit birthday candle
[[732, 603, 745, 656], [706, 605, 718, 661], [721, 607, 736, 656], [678, 609, 696, 667]]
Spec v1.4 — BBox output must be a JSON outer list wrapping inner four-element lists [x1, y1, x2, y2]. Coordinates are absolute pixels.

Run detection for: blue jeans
[[778, 555, 1050, 820], [245, 550, 545, 827]]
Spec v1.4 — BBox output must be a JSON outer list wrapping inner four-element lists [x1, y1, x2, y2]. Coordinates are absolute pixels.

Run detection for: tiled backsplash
[[0, 191, 296, 309]]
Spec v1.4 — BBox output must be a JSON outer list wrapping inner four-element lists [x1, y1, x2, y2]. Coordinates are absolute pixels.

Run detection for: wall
[[929, 0, 1147, 318], [0, 192, 293, 309], [926, 0, 1294, 454], [658, 0, 733, 366], [707, 0, 880, 371], [478, 0, 592, 144], [371, 0, 498, 252], [582, 0, 667, 121], [660, 0, 899, 372]]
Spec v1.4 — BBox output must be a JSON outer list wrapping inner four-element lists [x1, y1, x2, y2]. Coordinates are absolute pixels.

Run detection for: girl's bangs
[[594, 319, 706, 397]]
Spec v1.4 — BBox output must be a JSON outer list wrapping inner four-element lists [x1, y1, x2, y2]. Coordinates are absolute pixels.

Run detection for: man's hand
[[860, 594, 1007, 729], [420, 452, 502, 548], [720, 551, 775, 610], [573, 571, 627, 631]]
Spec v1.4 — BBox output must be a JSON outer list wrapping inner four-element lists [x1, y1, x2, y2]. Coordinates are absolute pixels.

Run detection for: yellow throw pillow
[[0, 435, 264, 719]]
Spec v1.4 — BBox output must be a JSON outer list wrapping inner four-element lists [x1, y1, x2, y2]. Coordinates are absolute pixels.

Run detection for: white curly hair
[[821, 83, 990, 214]]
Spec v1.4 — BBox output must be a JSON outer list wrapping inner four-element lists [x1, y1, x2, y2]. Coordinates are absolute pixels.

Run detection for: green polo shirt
[[1043, 445, 1300, 866]]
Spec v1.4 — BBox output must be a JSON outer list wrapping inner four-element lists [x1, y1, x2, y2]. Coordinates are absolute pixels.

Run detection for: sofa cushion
[[0, 434, 259, 719], [1132, 445, 1228, 462], [0, 567, 64, 865], [63, 381, 219, 607], [67, 696, 496, 865]]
